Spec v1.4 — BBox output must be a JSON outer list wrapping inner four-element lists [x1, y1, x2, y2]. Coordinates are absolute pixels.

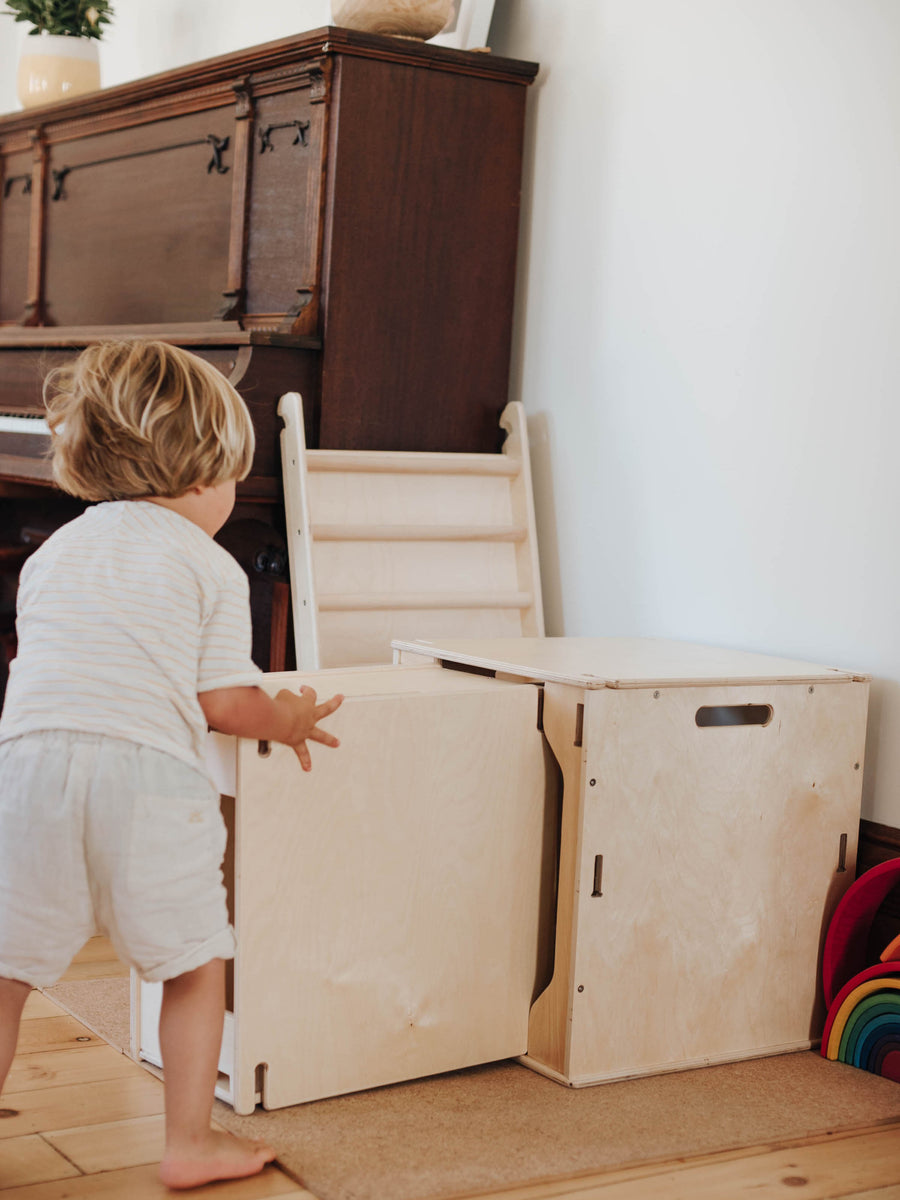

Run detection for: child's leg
[[0, 977, 32, 1097], [157, 958, 274, 1190], [0, 733, 98, 1102]]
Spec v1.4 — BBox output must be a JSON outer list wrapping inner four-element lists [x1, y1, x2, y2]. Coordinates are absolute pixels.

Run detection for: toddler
[[0, 340, 342, 1189]]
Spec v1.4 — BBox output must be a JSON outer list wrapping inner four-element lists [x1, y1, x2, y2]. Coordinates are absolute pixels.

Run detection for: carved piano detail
[[0, 28, 538, 673]]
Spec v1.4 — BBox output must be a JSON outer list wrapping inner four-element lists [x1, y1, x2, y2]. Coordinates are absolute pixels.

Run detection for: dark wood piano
[[0, 27, 538, 676]]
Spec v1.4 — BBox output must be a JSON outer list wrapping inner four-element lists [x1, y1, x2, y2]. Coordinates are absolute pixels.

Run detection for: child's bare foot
[[159, 1129, 276, 1190]]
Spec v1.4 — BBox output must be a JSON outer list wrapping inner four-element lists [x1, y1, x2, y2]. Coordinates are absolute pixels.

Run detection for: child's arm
[[198, 685, 343, 771]]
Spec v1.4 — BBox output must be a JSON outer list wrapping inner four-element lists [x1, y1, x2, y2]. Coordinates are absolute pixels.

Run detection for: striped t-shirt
[[0, 500, 262, 772]]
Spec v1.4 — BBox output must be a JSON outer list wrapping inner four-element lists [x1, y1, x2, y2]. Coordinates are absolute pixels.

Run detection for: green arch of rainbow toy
[[824, 978, 900, 1082]]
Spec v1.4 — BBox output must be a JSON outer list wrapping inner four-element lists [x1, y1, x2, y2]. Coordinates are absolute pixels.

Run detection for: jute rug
[[45, 977, 900, 1200], [44, 977, 131, 1053]]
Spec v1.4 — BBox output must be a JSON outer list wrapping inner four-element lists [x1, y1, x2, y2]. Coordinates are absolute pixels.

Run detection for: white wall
[[489, 0, 900, 828], [2, 0, 899, 826], [0, 1, 330, 110]]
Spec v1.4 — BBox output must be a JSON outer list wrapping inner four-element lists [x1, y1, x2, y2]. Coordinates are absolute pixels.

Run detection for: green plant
[[3, 0, 114, 38]]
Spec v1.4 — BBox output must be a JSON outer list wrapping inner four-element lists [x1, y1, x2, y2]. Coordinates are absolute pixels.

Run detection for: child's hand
[[198, 683, 343, 770], [276, 686, 343, 771]]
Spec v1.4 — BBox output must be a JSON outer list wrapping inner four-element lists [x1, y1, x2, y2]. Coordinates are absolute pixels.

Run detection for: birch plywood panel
[[307, 461, 517, 525], [261, 661, 530, 698], [280, 395, 544, 669], [388, 639, 869, 1087], [230, 669, 546, 1111], [390, 636, 861, 690], [562, 680, 868, 1083], [523, 682, 588, 1078], [316, 605, 526, 670], [313, 538, 521, 596]]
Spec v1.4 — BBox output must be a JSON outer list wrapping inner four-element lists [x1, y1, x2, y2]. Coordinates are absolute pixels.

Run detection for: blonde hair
[[44, 340, 255, 501]]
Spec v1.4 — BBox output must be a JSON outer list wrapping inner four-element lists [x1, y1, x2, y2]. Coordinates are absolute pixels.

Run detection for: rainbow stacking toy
[[821, 859, 900, 1081]]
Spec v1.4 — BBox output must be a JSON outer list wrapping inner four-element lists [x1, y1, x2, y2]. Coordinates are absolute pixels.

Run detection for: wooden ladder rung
[[318, 591, 533, 612], [310, 523, 528, 543], [307, 450, 519, 477]]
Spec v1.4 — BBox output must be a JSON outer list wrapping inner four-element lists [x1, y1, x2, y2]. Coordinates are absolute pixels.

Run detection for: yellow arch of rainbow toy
[[825, 977, 900, 1060]]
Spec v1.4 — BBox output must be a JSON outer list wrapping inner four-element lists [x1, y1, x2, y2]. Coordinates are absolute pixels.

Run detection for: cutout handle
[[695, 704, 772, 728]]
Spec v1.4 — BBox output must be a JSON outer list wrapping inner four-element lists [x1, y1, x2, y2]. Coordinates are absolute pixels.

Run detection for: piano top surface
[[0, 26, 538, 134]]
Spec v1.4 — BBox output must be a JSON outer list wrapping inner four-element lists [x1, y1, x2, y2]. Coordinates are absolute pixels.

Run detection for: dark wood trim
[[268, 579, 290, 673], [0, 323, 320, 348], [277, 60, 331, 339], [858, 818, 900, 874], [0, 154, 4, 308], [219, 81, 254, 321], [857, 818, 900, 954], [0, 453, 53, 483], [22, 128, 47, 326], [29, 63, 325, 150], [0, 28, 538, 143], [0, 478, 57, 498], [32, 86, 239, 148]]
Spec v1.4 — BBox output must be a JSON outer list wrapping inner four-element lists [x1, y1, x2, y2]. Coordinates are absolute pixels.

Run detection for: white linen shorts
[[0, 731, 235, 987]]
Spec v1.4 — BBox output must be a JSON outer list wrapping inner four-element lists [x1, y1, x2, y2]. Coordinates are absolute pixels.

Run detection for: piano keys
[[0, 416, 49, 433], [0, 412, 51, 484]]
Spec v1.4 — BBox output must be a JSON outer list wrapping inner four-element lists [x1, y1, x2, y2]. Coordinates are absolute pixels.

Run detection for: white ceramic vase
[[17, 34, 101, 109], [331, 0, 455, 40]]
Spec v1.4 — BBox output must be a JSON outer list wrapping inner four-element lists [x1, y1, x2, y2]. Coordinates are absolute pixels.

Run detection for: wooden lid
[[391, 635, 868, 689]]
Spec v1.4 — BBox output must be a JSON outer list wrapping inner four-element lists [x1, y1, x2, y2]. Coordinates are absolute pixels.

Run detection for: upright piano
[[0, 27, 538, 671]]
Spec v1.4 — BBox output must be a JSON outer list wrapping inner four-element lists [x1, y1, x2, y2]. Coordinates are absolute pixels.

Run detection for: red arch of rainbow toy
[[820, 858, 900, 1078]]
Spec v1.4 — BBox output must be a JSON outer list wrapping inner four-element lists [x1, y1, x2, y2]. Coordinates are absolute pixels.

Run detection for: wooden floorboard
[[1, 937, 899, 1199], [461, 1123, 900, 1199], [1, 939, 311, 1197], [14, 1016, 103, 1057], [19, 995, 62, 1023], [0, 1163, 312, 1198], [3, 1044, 138, 1096], [41, 1113, 167, 1174]]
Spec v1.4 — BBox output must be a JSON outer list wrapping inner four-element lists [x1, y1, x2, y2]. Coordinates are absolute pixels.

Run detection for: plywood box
[[394, 637, 870, 1086], [138, 637, 869, 1108], [139, 662, 548, 1113]]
